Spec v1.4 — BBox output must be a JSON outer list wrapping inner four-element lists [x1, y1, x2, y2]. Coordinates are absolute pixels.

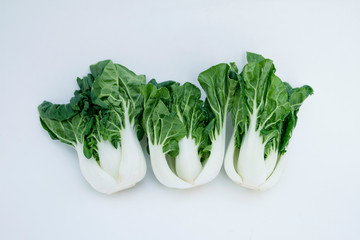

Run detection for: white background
[[1, 0, 359, 239]]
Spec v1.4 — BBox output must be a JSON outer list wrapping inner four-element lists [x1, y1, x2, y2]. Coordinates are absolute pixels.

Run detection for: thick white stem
[[97, 140, 121, 179], [149, 143, 192, 189], [77, 128, 146, 194], [150, 120, 226, 188], [117, 115, 147, 187], [76, 109, 146, 194], [224, 130, 243, 184], [260, 154, 287, 190], [236, 112, 267, 188], [225, 129, 286, 191], [76, 144, 122, 194], [264, 150, 278, 178], [194, 127, 226, 186], [176, 137, 202, 183]]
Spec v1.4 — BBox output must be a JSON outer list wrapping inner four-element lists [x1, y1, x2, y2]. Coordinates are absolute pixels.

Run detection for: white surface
[[1, 0, 359, 239]]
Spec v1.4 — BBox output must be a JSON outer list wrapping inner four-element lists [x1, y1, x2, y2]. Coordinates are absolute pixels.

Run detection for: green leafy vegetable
[[38, 60, 147, 194], [141, 77, 226, 188], [224, 52, 313, 190]]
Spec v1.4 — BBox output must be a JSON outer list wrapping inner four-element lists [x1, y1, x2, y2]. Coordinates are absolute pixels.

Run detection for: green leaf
[[38, 101, 78, 121], [198, 63, 237, 135], [259, 75, 291, 154], [149, 78, 178, 89], [241, 57, 275, 116], [279, 83, 313, 155], [141, 82, 187, 154], [77, 74, 94, 92], [38, 101, 93, 147], [246, 52, 265, 63]]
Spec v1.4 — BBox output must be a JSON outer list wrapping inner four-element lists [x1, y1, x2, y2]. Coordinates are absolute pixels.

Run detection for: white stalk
[[224, 130, 243, 184], [225, 123, 286, 190], [149, 143, 192, 189], [77, 144, 121, 194], [194, 128, 226, 186], [236, 111, 267, 188], [264, 150, 278, 177], [116, 114, 147, 188], [150, 122, 226, 188], [176, 137, 202, 183], [76, 110, 146, 194], [260, 154, 287, 190], [97, 140, 121, 179]]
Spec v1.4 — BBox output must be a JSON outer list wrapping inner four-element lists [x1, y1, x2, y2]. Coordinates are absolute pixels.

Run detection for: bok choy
[[38, 60, 146, 194], [224, 53, 313, 190], [141, 62, 236, 188]]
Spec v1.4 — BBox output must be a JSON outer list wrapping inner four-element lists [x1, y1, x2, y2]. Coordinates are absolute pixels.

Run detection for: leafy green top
[[198, 63, 237, 135], [38, 74, 97, 157], [39, 60, 146, 160]]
